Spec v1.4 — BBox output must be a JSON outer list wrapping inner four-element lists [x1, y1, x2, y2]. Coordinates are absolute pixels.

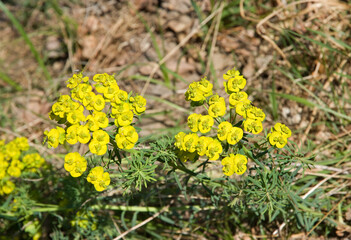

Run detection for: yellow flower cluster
[[71, 210, 97, 230], [175, 132, 223, 161], [217, 122, 243, 145], [64, 152, 87, 177], [267, 123, 291, 148], [87, 166, 110, 191], [46, 73, 146, 154], [224, 69, 265, 135], [0, 137, 45, 195], [45, 73, 146, 191], [185, 76, 213, 103], [187, 113, 214, 133], [175, 67, 292, 177], [221, 154, 248, 176]]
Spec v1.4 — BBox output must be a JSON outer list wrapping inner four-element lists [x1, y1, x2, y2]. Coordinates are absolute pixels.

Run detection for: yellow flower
[[2, 180, 15, 195], [196, 136, 211, 156], [116, 135, 135, 150], [208, 94, 222, 105], [111, 102, 130, 118], [77, 125, 91, 144], [223, 68, 241, 80], [174, 132, 186, 150], [66, 73, 83, 89], [0, 161, 9, 179], [208, 101, 226, 118], [14, 137, 29, 151], [94, 112, 109, 129], [223, 68, 246, 94], [65, 101, 83, 114], [247, 106, 265, 122], [67, 110, 85, 125], [115, 126, 138, 150], [217, 121, 232, 141], [267, 131, 287, 148], [94, 171, 110, 191], [22, 153, 45, 171], [87, 166, 110, 192], [51, 102, 66, 118], [89, 139, 107, 155], [111, 90, 128, 106], [92, 94, 105, 111], [115, 110, 133, 127], [229, 91, 248, 108], [86, 115, 100, 132], [103, 73, 116, 86], [233, 154, 247, 175], [75, 83, 92, 101], [221, 154, 235, 176], [64, 152, 77, 172], [70, 158, 87, 178], [235, 99, 252, 118], [185, 82, 205, 102], [243, 119, 263, 134], [130, 95, 146, 115], [66, 125, 79, 145], [183, 133, 198, 153], [87, 166, 103, 184], [272, 123, 291, 138], [93, 73, 107, 84], [198, 115, 214, 133], [94, 83, 106, 94], [71, 211, 96, 229], [198, 76, 213, 96], [227, 127, 243, 145], [119, 125, 138, 144], [187, 113, 201, 132], [83, 92, 96, 108], [103, 82, 119, 100], [92, 130, 110, 145], [64, 152, 87, 177], [206, 139, 222, 161], [7, 165, 21, 177], [45, 128, 61, 148]]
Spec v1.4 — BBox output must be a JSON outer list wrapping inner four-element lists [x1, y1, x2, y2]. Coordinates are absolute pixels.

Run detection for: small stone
[[282, 107, 290, 118]]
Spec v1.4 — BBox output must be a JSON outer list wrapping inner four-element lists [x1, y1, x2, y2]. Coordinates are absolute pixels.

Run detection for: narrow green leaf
[[0, 71, 22, 91]]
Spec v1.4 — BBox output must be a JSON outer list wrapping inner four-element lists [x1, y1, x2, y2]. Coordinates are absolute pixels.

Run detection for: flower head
[[206, 139, 222, 161], [227, 127, 243, 145], [223, 68, 246, 94], [64, 152, 87, 177], [217, 121, 232, 142], [198, 115, 214, 134], [229, 91, 248, 108], [187, 113, 201, 132], [87, 166, 110, 191], [243, 118, 263, 134]]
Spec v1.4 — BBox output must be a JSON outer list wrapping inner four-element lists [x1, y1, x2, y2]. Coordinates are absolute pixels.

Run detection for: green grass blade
[[129, 74, 177, 90], [269, 78, 277, 120], [145, 95, 192, 114], [287, 29, 345, 55], [0, 71, 22, 91], [275, 92, 351, 121], [0, 1, 52, 84], [308, 28, 351, 51], [161, 67, 189, 84]]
